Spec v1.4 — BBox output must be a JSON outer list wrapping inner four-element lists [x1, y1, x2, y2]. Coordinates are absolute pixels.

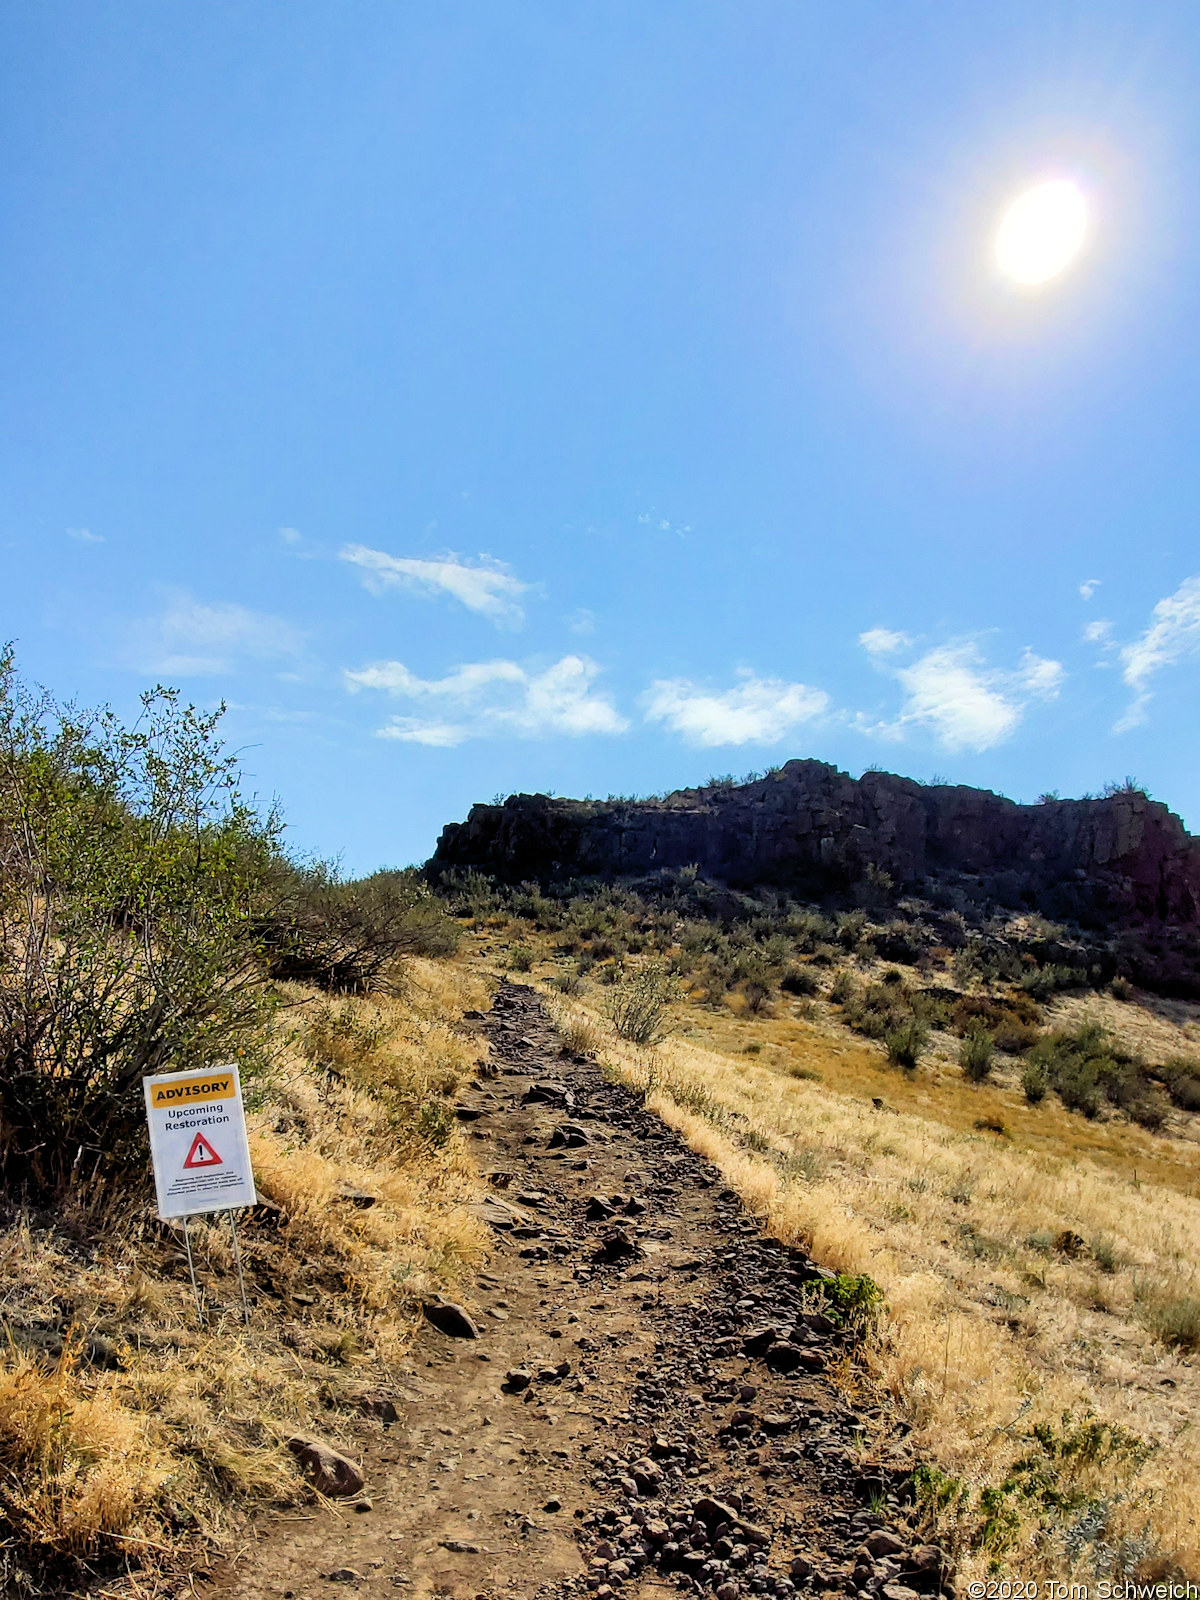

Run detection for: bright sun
[[995, 178, 1088, 285]]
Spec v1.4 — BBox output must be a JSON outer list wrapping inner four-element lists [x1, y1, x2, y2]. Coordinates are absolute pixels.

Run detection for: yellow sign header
[[148, 1073, 236, 1109]]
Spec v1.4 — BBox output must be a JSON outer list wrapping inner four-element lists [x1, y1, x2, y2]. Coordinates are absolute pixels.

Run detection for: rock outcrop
[[429, 759, 1200, 938]]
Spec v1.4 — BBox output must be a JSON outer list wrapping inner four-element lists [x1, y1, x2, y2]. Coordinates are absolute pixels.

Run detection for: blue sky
[[3, 3, 1200, 873]]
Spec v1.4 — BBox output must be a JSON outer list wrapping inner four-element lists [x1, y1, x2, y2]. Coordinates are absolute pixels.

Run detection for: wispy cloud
[[340, 545, 529, 627], [1079, 578, 1101, 601], [130, 591, 305, 677], [860, 639, 1063, 752], [859, 627, 911, 657], [642, 670, 830, 747], [67, 526, 104, 545], [1115, 573, 1200, 731], [345, 654, 627, 745]]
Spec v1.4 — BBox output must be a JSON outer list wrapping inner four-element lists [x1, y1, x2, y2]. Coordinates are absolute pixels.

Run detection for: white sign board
[[143, 1065, 257, 1219]]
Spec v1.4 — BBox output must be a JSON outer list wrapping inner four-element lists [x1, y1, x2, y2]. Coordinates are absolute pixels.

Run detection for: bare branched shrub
[[259, 864, 459, 993]]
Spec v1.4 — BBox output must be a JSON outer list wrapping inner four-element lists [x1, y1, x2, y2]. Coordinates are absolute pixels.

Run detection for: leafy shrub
[[828, 970, 856, 1006], [885, 1018, 927, 1070], [1110, 976, 1135, 1002], [0, 652, 277, 1197], [605, 964, 675, 1046], [1022, 1060, 1048, 1103], [1159, 1055, 1200, 1111], [508, 945, 535, 972], [960, 1026, 996, 1082]]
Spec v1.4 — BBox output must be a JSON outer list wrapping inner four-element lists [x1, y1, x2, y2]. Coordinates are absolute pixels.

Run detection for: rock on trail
[[207, 981, 953, 1600]]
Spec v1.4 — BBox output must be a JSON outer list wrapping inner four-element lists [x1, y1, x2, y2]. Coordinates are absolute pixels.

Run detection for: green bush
[[1159, 1055, 1200, 1111], [885, 1018, 927, 1070], [508, 945, 535, 972], [1022, 1060, 1048, 1104], [960, 1026, 996, 1082], [0, 650, 277, 1197]]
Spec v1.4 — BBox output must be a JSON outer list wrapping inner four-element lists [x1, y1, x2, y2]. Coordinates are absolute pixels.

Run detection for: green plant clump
[[605, 964, 676, 1046], [0, 649, 279, 1197]]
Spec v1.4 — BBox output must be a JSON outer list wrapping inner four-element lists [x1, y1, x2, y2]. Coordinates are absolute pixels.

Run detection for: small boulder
[[865, 1531, 907, 1559], [596, 1227, 640, 1262], [422, 1299, 480, 1339], [287, 1436, 365, 1498]]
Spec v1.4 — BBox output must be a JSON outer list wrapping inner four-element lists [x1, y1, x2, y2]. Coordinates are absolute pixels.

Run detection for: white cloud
[[1079, 578, 1101, 600], [131, 591, 305, 676], [861, 640, 1063, 752], [345, 654, 628, 745], [1115, 573, 1200, 730], [1083, 618, 1113, 644], [642, 670, 830, 747], [340, 545, 529, 627], [859, 627, 911, 657], [67, 526, 104, 544]]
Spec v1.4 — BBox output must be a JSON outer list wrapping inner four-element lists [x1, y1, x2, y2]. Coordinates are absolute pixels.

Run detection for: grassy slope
[[0, 958, 491, 1595], [473, 928, 1200, 1583]]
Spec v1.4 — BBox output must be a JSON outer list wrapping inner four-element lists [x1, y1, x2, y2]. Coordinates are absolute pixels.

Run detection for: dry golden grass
[[0, 957, 492, 1594], [540, 964, 1200, 1582]]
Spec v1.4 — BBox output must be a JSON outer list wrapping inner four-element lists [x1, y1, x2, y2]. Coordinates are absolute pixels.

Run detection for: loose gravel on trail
[[210, 981, 953, 1600]]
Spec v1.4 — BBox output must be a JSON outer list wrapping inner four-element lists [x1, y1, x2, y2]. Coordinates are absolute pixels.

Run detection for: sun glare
[[995, 178, 1088, 286]]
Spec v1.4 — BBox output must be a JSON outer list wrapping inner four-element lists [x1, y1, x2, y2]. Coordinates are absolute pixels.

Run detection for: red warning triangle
[[183, 1132, 223, 1169]]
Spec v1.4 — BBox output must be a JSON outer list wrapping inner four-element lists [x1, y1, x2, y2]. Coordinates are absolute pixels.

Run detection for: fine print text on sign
[[143, 1066, 257, 1219]]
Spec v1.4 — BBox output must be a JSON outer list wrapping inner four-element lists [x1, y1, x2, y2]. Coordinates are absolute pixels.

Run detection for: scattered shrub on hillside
[[1159, 1055, 1200, 1111], [885, 1018, 928, 1071], [1022, 1060, 1049, 1104], [950, 992, 1041, 1050], [780, 964, 821, 997], [508, 944, 535, 972], [261, 863, 459, 993], [1022, 1021, 1166, 1125], [0, 650, 278, 1197], [828, 970, 856, 1006], [960, 1026, 996, 1083], [605, 964, 675, 1046], [1110, 976, 1136, 1002]]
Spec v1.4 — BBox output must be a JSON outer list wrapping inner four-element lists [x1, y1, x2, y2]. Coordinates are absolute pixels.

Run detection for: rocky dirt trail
[[209, 982, 952, 1600]]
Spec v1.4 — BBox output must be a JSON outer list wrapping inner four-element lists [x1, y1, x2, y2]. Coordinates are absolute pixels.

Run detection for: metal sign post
[[143, 1065, 258, 1325]]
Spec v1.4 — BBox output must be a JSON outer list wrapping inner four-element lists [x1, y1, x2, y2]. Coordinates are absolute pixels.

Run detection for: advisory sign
[[143, 1066, 257, 1219]]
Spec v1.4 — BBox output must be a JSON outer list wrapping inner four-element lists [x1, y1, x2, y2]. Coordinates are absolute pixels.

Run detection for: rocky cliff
[[429, 759, 1200, 935]]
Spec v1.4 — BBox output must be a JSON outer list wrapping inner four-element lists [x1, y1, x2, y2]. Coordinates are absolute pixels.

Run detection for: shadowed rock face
[[429, 758, 1200, 933]]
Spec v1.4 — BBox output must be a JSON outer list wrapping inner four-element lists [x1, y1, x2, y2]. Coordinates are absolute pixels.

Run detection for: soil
[[208, 982, 950, 1600]]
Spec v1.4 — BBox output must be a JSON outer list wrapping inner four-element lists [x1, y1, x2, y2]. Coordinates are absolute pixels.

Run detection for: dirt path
[[209, 982, 951, 1600]]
